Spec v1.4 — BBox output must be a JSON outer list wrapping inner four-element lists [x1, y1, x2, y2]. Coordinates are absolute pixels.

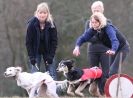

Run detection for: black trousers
[[87, 44, 130, 94], [88, 51, 110, 94]]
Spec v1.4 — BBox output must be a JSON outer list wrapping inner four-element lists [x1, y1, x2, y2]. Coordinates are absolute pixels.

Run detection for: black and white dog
[[57, 59, 103, 97]]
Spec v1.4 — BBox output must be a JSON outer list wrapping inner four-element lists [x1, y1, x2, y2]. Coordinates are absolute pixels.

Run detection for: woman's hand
[[106, 50, 115, 55], [73, 46, 80, 56]]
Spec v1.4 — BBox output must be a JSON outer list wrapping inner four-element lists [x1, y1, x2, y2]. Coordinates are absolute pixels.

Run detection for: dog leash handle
[[35, 63, 39, 70]]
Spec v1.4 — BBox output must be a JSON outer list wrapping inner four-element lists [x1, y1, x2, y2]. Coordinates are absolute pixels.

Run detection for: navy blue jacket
[[26, 17, 58, 61], [76, 23, 128, 52]]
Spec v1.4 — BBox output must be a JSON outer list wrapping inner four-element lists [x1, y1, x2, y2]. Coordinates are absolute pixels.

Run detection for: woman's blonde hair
[[89, 12, 107, 29], [91, 1, 104, 13], [35, 2, 54, 27]]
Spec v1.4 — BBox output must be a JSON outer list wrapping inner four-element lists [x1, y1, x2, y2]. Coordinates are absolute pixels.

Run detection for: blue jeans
[[28, 55, 57, 80]]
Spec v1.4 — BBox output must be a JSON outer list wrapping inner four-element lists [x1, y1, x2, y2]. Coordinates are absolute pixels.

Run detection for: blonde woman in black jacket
[[26, 2, 58, 80]]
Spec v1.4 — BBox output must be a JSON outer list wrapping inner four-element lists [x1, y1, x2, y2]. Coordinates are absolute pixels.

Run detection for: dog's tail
[[55, 79, 68, 95]]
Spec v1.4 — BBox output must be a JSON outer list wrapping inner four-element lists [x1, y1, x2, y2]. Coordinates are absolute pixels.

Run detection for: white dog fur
[[4, 66, 59, 98]]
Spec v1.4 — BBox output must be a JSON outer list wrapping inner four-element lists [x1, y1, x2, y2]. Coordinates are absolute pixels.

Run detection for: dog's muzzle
[[4, 72, 12, 77], [4, 72, 9, 77]]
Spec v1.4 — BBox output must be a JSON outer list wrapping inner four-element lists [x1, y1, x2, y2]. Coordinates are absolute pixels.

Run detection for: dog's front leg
[[29, 87, 36, 98], [26, 89, 31, 96], [75, 81, 88, 97], [67, 84, 75, 96]]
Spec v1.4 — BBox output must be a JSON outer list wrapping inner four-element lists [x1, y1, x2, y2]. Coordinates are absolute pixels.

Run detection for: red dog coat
[[81, 67, 102, 81]]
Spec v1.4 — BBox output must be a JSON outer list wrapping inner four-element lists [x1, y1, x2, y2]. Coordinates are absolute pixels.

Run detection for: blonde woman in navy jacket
[[26, 2, 58, 80], [83, 1, 111, 95], [73, 12, 130, 94]]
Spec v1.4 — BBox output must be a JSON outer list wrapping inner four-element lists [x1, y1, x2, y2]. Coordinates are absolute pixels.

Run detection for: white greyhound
[[4, 66, 59, 98]]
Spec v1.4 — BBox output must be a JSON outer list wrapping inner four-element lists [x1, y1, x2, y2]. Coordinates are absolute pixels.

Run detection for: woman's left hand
[[106, 50, 115, 55]]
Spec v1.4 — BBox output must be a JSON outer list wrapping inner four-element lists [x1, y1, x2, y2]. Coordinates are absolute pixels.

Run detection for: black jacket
[[26, 17, 58, 62]]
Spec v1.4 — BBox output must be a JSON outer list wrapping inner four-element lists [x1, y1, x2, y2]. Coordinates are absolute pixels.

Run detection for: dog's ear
[[66, 59, 75, 66], [69, 59, 75, 64], [64, 59, 75, 69], [15, 67, 22, 72]]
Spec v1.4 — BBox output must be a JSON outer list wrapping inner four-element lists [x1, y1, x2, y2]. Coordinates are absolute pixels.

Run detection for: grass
[[0, 96, 107, 98], [0, 96, 102, 98]]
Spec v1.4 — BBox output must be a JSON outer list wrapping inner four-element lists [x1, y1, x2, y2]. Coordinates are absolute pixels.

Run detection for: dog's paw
[[75, 91, 84, 97], [67, 91, 75, 96]]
